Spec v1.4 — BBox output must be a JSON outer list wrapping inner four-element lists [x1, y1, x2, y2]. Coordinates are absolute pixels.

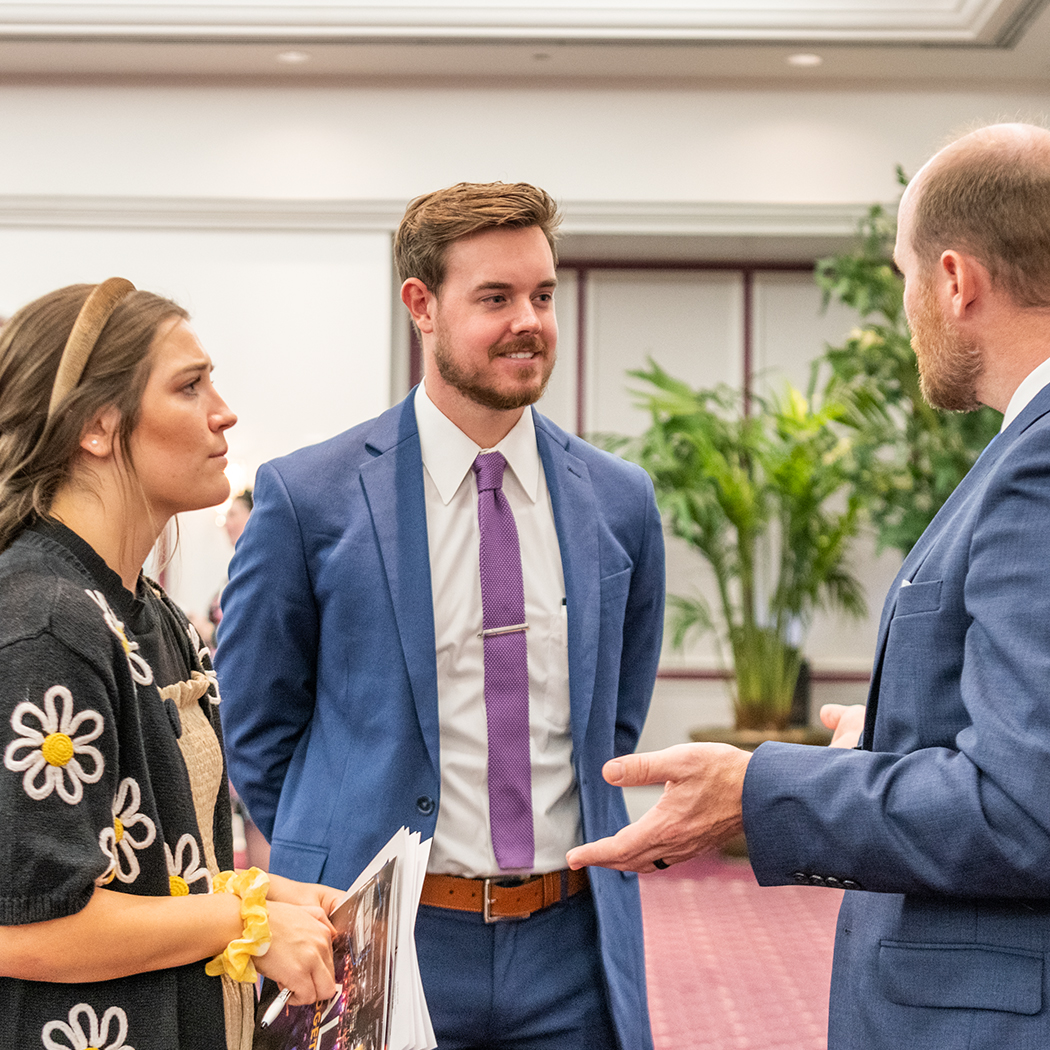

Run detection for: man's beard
[[910, 280, 983, 412], [434, 332, 556, 411]]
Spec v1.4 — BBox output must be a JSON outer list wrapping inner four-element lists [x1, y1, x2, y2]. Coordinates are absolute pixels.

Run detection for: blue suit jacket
[[216, 390, 664, 1047], [743, 384, 1050, 1049]]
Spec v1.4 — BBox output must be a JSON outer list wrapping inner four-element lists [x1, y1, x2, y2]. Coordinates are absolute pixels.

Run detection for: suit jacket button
[[792, 871, 809, 884], [809, 875, 826, 886], [416, 795, 435, 815], [842, 879, 860, 890], [825, 877, 843, 889]]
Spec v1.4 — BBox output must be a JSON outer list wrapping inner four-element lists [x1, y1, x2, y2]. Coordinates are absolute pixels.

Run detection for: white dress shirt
[[415, 380, 581, 877], [1000, 355, 1050, 431]]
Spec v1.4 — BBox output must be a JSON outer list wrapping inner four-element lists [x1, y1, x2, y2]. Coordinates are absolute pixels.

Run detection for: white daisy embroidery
[[42, 1003, 135, 1050], [186, 622, 220, 705], [97, 777, 156, 885], [164, 833, 211, 896], [4, 685, 104, 804], [84, 590, 153, 686]]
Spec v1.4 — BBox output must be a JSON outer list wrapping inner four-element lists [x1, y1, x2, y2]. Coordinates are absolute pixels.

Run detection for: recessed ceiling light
[[787, 53, 823, 68], [277, 50, 311, 65]]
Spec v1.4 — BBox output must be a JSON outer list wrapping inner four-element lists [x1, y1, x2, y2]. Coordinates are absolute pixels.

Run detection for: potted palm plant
[[610, 360, 869, 732]]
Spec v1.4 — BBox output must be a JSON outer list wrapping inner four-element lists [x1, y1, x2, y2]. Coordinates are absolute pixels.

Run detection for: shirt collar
[[1001, 355, 1050, 432], [415, 379, 540, 505]]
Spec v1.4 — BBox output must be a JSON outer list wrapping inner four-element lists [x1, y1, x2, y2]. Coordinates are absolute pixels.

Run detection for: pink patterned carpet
[[639, 853, 843, 1050]]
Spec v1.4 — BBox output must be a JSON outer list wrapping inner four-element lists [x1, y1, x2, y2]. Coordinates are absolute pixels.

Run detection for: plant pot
[[689, 725, 832, 748]]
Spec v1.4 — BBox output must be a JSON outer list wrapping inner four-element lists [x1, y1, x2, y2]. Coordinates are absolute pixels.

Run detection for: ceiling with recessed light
[[1, 0, 1049, 82]]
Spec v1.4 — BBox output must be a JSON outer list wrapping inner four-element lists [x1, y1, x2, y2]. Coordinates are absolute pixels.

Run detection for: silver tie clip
[[479, 622, 530, 638]]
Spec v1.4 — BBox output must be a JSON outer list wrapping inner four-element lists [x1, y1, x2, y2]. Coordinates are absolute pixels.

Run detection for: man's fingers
[[568, 803, 679, 871], [602, 751, 661, 787], [821, 703, 866, 748], [602, 746, 691, 788], [567, 833, 652, 872], [577, 743, 751, 872], [820, 703, 847, 730]]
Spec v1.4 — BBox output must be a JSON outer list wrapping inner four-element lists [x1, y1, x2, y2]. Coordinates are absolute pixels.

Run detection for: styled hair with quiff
[[0, 283, 187, 551], [394, 181, 561, 291], [910, 126, 1050, 308]]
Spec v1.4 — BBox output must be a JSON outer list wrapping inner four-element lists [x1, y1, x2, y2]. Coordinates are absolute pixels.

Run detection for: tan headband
[[47, 277, 136, 419]]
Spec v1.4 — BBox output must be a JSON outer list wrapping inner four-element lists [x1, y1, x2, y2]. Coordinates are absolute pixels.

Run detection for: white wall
[[2, 78, 1046, 740], [2, 84, 1048, 203]]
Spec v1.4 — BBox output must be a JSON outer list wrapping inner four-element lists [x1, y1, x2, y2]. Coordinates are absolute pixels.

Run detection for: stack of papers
[[255, 827, 436, 1050]]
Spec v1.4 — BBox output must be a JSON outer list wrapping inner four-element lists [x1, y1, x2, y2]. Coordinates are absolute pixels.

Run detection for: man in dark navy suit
[[572, 123, 1050, 1050]]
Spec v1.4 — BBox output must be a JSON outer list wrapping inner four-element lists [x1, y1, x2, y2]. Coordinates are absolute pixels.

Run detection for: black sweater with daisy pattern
[[0, 520, 232, 1050]]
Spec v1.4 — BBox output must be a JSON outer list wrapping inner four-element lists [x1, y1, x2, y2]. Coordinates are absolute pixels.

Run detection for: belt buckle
[[482, 877, 529, 924]]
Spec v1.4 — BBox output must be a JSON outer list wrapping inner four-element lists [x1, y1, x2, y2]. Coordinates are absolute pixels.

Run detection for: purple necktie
[[473, 451, 534, 871]]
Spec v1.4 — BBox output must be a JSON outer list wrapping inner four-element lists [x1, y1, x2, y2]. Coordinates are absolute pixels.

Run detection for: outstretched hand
[[566, 743, 752, 873]]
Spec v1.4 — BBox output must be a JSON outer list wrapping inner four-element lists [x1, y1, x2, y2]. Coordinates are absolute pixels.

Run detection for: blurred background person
[[190, 488, 253, 654]]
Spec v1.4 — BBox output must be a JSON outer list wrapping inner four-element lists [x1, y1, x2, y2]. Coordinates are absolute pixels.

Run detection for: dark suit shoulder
[[0, 533, 121, 673]]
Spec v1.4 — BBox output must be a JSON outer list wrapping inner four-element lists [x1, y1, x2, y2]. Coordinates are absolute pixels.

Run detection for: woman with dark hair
[[0, 280, 339, 1050]]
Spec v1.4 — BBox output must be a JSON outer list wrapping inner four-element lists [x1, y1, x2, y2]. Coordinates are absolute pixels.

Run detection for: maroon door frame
[[407, 258, 815, 426]]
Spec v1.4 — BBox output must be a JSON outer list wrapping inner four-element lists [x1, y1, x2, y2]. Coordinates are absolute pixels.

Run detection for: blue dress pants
[[415, 888, 619, 1049]]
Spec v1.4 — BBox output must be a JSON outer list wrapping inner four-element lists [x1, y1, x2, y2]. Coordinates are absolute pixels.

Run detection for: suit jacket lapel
[[535, 412, 600, 752], [358, 392, 441, 773], [862, 385, 1050, 747], [861, 437, 1001, 746]]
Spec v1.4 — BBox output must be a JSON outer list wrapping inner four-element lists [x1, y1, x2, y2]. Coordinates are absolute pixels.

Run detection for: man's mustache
[[489, 335, 549, 359]]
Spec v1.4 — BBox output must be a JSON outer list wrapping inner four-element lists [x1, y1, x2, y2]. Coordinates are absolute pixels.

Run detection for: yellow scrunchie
[[205, 867, 271, 983]]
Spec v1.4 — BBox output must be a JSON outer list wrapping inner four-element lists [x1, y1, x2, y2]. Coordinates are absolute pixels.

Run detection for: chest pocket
[[895, 580, 943, 617]]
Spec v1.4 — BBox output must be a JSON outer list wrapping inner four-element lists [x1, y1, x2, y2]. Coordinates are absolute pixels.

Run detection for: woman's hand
[[256, 899, 338, 1005], [266, 872, 345, 917]]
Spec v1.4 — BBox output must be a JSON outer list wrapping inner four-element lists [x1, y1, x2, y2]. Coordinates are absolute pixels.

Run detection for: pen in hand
[[260, 987, 292, 1029]]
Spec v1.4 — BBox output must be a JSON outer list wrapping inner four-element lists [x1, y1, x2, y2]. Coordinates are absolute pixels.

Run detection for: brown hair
[[911, 131, 1050, 308], [394, 181, 561, 291], [0, 283, 187, 551]]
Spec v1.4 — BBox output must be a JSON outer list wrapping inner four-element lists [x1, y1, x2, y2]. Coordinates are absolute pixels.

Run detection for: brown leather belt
[[421, 868, 589, 923]]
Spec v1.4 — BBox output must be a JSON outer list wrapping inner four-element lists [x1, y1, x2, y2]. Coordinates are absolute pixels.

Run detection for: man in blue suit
[[217, 182, 664, 1048], [570, 122, 1050, 1048]]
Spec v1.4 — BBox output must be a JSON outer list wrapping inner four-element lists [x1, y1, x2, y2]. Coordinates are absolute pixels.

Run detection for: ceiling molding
[[0, 194, 874, 238], [0, 0, 1045, 45], [0, 195, 405, 232], [562, 201, 872, 237]]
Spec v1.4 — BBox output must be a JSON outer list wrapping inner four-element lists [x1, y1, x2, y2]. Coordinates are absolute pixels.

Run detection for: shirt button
[[416, 795, 435, 815]]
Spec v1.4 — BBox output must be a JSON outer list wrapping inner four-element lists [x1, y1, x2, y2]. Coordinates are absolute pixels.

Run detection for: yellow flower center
[[41, 733, 74, 767], [170, 874, 190, 896], [114, 816, 125, 842]]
